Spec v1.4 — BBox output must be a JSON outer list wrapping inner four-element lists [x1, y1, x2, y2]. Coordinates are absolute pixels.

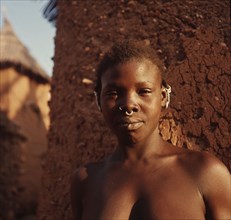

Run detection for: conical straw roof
[[0, 17, 50, 83]]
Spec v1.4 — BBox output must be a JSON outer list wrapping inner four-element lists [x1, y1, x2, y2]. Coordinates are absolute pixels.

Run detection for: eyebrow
[[103, 81, 155, 90], [103, 83, 120, 88], [136, 81, 154, 86]]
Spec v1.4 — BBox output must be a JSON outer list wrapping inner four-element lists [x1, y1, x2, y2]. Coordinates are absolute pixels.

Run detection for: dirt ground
[[38, 0, 230, 219]]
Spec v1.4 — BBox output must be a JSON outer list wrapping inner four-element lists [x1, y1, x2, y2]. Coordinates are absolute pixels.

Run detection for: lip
[[116, 119, 144, 131]]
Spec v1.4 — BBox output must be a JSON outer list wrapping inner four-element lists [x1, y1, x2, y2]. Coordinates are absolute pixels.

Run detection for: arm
[[70, 167, 87, 220], [198, 153, 231, 219]]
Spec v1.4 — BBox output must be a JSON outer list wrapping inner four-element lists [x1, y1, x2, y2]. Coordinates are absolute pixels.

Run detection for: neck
[[113, 129, 165, 163]]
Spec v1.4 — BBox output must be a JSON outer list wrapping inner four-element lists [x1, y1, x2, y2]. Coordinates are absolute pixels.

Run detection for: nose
[[118, 92, 139, 113]]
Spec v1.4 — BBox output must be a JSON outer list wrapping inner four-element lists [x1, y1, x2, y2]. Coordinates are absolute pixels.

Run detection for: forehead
[[101, 59, 162, 87]]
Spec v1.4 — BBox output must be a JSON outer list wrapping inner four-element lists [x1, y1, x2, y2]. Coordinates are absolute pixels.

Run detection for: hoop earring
[[165, 84, 171, 109]]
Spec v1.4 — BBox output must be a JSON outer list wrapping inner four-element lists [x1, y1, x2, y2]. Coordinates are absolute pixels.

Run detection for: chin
[[116, 131, 145, 145]]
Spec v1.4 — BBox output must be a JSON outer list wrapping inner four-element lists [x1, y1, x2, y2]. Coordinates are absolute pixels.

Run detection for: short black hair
[[95, 40, 166, 105]]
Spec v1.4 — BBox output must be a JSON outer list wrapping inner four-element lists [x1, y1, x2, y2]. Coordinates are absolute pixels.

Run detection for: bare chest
[[81, 167, 205, 220]]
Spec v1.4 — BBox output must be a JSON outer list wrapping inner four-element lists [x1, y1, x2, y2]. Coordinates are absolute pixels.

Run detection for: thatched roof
[[0, 17, 50, 84]]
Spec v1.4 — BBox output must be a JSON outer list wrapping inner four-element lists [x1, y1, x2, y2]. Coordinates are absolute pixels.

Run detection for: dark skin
[[71, 59, 231, 220]]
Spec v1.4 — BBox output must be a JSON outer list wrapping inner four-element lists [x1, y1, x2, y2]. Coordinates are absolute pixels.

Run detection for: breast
[[82, 174, 139, 220], [138, 165, 206, 219]]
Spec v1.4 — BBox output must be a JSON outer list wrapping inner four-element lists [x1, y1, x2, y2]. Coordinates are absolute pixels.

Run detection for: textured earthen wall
[[0, 68, 50, 219], [0, 111, 26, 220], [38, 1, 230, 219]]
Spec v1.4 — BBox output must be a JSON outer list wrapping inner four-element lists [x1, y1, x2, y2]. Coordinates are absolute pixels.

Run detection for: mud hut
[[0, 17, 51, 219], [39, 1, 230, 219], [0, 111, 26, 219]]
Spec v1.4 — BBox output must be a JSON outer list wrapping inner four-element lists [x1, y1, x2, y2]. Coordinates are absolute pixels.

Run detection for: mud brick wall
[[0, 111, 26, 219], [38, 1, 230, 219]]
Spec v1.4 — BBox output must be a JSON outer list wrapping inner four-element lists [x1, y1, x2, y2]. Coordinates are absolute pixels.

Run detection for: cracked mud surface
[[38, 1, 230, 219]]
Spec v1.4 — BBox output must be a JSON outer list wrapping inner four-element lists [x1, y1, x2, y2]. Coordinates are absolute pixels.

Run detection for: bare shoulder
[[70, 161, 106, 219], [176, 149, 230, 178], [158, 142, 229, 181], [186, 150, 230, 191]]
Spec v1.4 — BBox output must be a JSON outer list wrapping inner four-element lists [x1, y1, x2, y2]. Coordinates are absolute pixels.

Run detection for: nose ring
[[119, 106, 133, 116], [125, 110, 133, 116]]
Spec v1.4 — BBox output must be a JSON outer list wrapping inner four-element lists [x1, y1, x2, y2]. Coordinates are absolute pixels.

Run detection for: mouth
[[116, 119, 144, 131]]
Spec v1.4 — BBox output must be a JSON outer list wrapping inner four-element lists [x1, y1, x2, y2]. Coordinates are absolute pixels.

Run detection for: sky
[[0, 0, 56, 75]]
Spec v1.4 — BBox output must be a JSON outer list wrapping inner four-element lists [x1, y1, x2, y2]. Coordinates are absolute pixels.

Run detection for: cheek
[[101, 98, 116, 113], [100, 99, 117, 124], [143, 97, 162, 119], [145, 93, 162, 108]]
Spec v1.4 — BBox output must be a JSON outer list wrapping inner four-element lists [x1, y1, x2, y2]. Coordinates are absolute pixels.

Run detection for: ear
[[94, 91, 101, 111]]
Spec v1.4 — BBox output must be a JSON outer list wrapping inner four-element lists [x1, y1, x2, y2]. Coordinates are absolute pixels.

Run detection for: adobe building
[[0, 18, 51, 219], [38, 1, 230, 219]]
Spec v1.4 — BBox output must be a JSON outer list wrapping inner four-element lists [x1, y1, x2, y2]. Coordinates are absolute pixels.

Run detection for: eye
[[138, 88, 152, 96], [106, 90, 118, 97]]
